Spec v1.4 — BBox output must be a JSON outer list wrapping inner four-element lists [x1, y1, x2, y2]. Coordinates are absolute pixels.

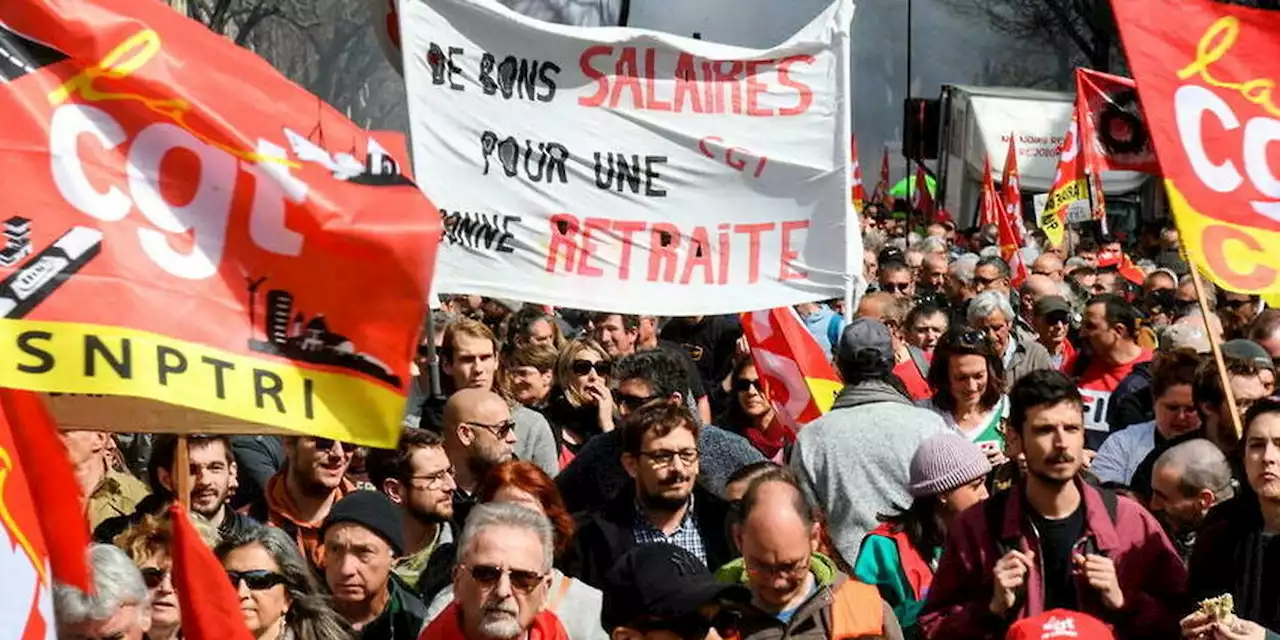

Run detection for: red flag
[[740, 308, 842, 443], [1001, 136, 1025, 243], [871, 146, 891, 206], [0, 389, 92, 638], [169, 503, 253, 640], [1075, 68, 1160, 175], [980, 156, 1003, 228], [1040, 112, 1087, 248], [912, 161, 935, 218], [850, 136, 867, 213]]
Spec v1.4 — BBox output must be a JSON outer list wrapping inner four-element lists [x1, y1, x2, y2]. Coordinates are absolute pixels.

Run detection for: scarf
[[419, 601, 570, 640]]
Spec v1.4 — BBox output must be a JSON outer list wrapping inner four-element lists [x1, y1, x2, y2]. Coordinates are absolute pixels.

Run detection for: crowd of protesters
[[52, 206, 1280, 640]]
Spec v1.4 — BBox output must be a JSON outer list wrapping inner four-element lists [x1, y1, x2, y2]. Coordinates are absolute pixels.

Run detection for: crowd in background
[[54, 204, 1280, 640]]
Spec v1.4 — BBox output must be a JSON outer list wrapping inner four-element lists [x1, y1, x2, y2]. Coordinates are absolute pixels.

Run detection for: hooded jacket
[[919, 478, 1188, 639], [790, 380, 948, 564], [1188, 495, 1280, 634], [715, 553, 905, 640]]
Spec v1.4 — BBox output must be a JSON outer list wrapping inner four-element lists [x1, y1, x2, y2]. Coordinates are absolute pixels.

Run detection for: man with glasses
[[443, 388, 517, 530], [878, 259, 915, 300], [1032, 253, 1066, 284], [321, 491, 428, 639], [1034, 296, 1077, 373], [973, 256, 1012, 296], [1218, 290, 1261, 341], [421, 502, 570, 640], [55, 544, 154, 640], [591, 311, 712, 423], [368, 429, 457, 592], [571, 402, 736, 589], [717, 471, 903, 639], [243, 434, 357, 569]]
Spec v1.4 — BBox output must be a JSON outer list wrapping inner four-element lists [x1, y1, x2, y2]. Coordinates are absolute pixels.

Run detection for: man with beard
[[321, 491, 427, 639], [918, 252, 949, 296], [369, 429, 457, 592], [920, 370, 1187, 639], [1149, 438, 1234, 561], [243, 435, 357, 569], [570, 402, 736, 589], [420, 503, 570, 640], [94, 434, 255, 543], [443, 389, 517, 530]]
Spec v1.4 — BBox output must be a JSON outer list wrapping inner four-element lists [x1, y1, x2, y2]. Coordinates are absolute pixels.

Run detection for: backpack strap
[[908, 345, 930, 379], [984, 490, 1016, 557], [829, 580, 885, 639], [1100, 486, 1119, 525]]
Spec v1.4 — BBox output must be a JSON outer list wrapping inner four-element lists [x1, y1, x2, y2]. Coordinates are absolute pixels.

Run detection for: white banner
[[403, 0, 858, 315]]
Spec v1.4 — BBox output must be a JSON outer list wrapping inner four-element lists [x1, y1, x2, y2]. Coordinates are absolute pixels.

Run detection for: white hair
[[950, 253, 980, 284], [1154, 439, 1235, 502], [979, 246, 1003, 259], [919, 236, 947, 255], [968, 290, 1016, 326], [55, 544, 149, 627], [863, 228, 887, 254], [457, 502, 554, 573], [1065, 256, 1089, 269]]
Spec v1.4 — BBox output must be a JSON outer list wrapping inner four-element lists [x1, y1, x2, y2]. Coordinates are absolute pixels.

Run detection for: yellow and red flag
[[740, 308, 842, 441], [1040, 111, 1087, 248], [850, 136, 867, 213], [1113, 0, 1280, 296], [1001, 136, 1025, 243], [0, 389, 92, 639]]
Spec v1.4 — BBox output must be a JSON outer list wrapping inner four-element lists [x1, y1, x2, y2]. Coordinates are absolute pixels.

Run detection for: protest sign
[[402, 0, 858, 315], [0, 0, 440, 447]]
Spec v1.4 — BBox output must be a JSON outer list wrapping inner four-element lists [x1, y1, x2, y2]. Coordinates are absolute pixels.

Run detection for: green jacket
[[852, 535, 939, 639]]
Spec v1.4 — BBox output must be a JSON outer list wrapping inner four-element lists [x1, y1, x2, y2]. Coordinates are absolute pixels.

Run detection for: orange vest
[[867, 523, 934, 601], [830, 579, 886, 638]]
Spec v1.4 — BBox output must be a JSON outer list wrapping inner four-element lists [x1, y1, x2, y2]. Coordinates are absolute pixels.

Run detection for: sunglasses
[[880, 281, 911, 293], [571, 359, 611, 376], [464, 563, 546, 593], [733, 378, 762, 394], [465, 419, 517, 440], [614, 391, 657, 410], [312, 437, 353, 453], [227, 569, 288, 591], [140, 567, 170, 589]]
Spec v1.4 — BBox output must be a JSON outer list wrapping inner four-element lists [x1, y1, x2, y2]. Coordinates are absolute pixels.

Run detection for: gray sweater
[[790, 380, 947, 565], [513, 404, 560, 478]]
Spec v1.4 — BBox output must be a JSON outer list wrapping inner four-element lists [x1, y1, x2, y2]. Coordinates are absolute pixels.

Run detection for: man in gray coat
[[790, 318, 947, 565], [968, 289, 1054, 392]]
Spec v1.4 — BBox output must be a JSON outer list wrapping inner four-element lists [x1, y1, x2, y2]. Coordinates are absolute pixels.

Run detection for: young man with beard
[[442, 389, 517, 531], [369, 429, 458, 593], [94, 434, 255, 543], [243, 435, 357, 569], [420, 319, 559, 478], [919, 370, 1187, 639], [570, 402, 736, 589]]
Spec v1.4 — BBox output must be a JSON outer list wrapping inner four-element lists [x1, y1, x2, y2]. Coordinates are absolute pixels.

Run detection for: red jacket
[[919, 478, 1187, 640], [420, 601, 569, 640]]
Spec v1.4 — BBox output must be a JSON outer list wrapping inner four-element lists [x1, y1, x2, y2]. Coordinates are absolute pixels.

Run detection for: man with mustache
[[570, 402, 736, 589], [920, 370, 1187, 639], [420, 502, 570, 640]]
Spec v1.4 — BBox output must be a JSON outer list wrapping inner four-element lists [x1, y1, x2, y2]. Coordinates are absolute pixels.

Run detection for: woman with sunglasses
[[113, 513, 221, 640], [921, 327, 1008, 466], [717, 356, 785, 460], [422, 461, 608, 640], [216, 524, 354, 640], [543, 338, 616, 468]]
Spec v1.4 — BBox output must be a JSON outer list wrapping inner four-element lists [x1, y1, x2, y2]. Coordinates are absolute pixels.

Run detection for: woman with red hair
[[422, 461, 608, 640]]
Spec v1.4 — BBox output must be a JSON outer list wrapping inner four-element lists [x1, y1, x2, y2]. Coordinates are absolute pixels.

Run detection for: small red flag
[[1001, 135, 1025, 243], [169, 503, 254, 640], [912, 161, 936, 218], [850, 135, 867, 213], [740, 308, 842, 442], [871, 146, 891, 206], [980, 156, 1004, 229]]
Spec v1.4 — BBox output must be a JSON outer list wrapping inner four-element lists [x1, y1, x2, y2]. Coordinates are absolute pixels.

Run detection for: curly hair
[[479, 461, 575, 559]]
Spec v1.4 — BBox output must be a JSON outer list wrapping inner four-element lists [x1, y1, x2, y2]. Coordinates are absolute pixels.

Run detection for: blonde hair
[[113, 512, 221, 563], [554, 338, 611, 408]]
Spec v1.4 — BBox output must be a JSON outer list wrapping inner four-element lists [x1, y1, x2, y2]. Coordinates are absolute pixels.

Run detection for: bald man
[[1150, 439, 1234, 559], [1031, 253, 1065, 284], [1018, 274, 1059, 326], [721, 473, 904, 640], [442, 388, 516, 527], [918, 252, 949, 294]]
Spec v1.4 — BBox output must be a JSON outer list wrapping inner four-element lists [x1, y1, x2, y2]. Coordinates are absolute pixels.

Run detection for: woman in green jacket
[[853, 433, 991, 637]]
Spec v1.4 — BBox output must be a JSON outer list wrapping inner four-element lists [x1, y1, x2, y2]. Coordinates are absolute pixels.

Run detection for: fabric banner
[[740, 307, 841, 439], [403, 0, 857, 315], [912, 161, 936, 217], [1114, 0, 1280, 295], [979, 156, 1003, 228], [1001, 136, 1024, 242], [0, 1, 441, 447], [873, 145, 891, 206], [1075, 68, 1161, 175]]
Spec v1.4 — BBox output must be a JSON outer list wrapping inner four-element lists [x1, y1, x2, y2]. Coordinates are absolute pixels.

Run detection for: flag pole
[[175, 434, 191, 510], [1188, 264, 1244, 439]]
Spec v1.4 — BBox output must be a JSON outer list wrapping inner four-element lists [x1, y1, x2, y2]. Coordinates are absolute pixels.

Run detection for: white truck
[[934, 84, 1152, 231]]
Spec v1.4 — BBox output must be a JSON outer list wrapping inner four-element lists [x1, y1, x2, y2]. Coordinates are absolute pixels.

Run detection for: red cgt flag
[[169, 503, 253, 640], [850, 136, 867, 213], [0, 389, 92, 639], [1001, 135, 1025, 243], [740, 308, 842, 449], [980, 156, 1004, 229]]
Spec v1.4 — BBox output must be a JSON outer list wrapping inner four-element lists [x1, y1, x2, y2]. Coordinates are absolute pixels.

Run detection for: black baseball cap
[[601, 544, 749, 635]]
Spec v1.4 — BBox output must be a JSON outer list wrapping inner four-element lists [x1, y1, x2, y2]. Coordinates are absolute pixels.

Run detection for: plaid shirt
[[632, 495, 707, 565]]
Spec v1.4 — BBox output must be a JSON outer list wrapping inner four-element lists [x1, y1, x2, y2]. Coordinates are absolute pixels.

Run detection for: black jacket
[[359, 573, 429, 640], [95, 494, 258, 543], [567, 484, 736, 589], [1188, 496, 1280, 631]]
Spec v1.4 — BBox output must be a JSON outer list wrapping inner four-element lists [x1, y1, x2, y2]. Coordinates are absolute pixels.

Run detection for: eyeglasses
[[614, 391, 657, 411], [572, 359, 612, 377], [311, 438, 354, 454], [974, 275, 1001, 287], [880, 281, 911, 293], [463, 563, 547, 593], [733, 378, 762, 394], [639, 448, 699, 468], [227, 570, 288, 591], [465, 419, 517, 440], [409, 466, 456, 488], [140, 567, 170, 589], [745, 556, 810, 579]]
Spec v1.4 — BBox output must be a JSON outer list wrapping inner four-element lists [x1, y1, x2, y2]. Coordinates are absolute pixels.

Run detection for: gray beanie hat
[[908, 433, 993, 498]]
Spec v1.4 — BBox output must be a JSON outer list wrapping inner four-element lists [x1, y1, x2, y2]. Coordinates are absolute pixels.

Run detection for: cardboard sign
[[0, 0, 441, 447], [1115, 0, 1280, 296], [402, 0, 858, 315]]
